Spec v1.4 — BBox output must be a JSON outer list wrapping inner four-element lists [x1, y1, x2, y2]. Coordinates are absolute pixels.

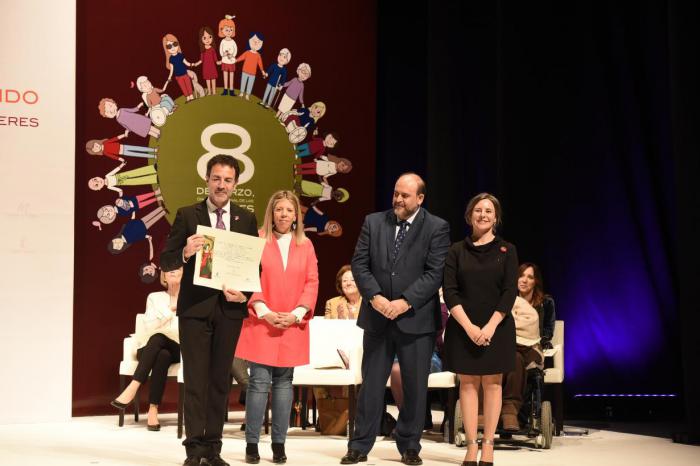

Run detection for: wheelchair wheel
[[453, 402, 466, 447], [539, 401, 553, 449], [150, 107, 168, 127], [288, 126, 307, 144]]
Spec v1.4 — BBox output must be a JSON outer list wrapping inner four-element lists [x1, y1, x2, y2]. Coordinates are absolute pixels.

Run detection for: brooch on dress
[[500, 246, 507, 253]]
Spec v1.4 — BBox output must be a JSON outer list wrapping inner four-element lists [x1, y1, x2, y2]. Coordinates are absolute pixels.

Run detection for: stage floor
[[1, 409, 697, 465]]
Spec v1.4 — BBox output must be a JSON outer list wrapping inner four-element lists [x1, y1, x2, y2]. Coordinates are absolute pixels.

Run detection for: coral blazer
[[235, 235, 319, 367]]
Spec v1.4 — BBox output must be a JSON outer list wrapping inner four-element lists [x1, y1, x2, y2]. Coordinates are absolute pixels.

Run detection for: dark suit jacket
[[351, 208, 450, 335], [160, 200, 259, 319]]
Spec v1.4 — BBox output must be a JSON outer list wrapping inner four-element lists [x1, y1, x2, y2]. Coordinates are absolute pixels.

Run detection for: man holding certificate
[[161, 155, 259, 466]]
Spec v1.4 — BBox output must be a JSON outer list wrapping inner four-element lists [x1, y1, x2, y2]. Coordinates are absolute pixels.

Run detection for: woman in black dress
[[443, 193, 518, 466]]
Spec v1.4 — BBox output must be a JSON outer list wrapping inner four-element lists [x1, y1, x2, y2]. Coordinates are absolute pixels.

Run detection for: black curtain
[[377, 0, 698, 440]]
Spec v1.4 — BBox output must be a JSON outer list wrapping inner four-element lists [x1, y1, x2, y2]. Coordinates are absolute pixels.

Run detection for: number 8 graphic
[[197, 123, 255, 185]]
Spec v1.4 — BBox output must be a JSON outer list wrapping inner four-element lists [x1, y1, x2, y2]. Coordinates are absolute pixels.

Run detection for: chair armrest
[[123, 336, 137, 362]]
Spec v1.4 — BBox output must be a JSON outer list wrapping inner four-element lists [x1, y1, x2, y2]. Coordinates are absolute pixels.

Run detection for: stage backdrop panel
[[0, 0, 76, 423], [74, 0, 375, 415]]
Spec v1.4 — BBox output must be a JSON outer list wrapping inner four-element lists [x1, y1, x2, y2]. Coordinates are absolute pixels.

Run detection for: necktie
[[391, 220, 409, 263], [215, 208, 226, 230]]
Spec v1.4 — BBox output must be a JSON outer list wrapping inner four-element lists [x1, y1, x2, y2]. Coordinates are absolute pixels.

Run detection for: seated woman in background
[[111, 267, 183, 431], [324, 264, 362, 319], [500, 262, 556, 431]]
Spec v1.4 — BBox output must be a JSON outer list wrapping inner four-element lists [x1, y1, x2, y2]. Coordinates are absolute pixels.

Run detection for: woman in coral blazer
[[235, 190, 318, 464]]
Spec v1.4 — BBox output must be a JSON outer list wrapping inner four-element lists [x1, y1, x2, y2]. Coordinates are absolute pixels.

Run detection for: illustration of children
[[276, 63, 311, 118], [85, 134, 157, 162], [218, 15, 237, 96], [295, 132, 339, 159], [98, 98, 160, 139], [96, 189, 164, 224], [282, 101, 326, 139], [294, 155, 353, 180], [163, 33, 197, 102], [136, 76, 175, 114], [88, 161, 158, 197], [107, 206, 167, 255], [193, 26, 219, 96], [235, 32, 267, 100], [259, 48, 291, 108], [302, 205, 343, 237], [138, 261, 159, 284], [295, 180, 350, 204]]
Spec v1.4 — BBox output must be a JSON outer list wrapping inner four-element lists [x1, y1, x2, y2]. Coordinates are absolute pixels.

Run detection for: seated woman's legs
[[115, 333, 179, 425], [389, 361, 403, 408], [501, 350, 526, 431]]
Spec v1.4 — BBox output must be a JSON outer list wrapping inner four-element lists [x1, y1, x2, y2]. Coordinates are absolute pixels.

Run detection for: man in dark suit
[[161, 155, 258, 466], [341, 173, 450, 465]]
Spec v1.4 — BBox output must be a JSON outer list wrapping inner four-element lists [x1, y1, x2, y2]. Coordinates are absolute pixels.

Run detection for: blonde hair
[[309, 101, 326, 121], [261, 190, 307, 245], [162, 33, 180, 70], [98, 97, 115, 117]]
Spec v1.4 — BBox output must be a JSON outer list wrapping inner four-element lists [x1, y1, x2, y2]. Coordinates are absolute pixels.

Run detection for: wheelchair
[[453, 368, 555, 449]]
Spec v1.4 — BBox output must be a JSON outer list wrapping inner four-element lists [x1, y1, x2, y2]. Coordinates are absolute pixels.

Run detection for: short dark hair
[[206, 155, 241, 181], [335, 264, 352, 295]]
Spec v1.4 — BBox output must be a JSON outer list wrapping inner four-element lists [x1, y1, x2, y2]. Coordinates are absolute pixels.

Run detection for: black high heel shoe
[[461, 439, 478, 466], [110, 399, 128, 410]]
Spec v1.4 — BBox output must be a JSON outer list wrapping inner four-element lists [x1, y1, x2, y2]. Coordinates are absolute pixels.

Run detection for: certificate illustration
[[193, 225, 265, 292]]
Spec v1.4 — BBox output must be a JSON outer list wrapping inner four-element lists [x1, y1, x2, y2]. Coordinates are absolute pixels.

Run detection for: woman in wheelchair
[[110, 267, 182, 431], [501, 262, 556, 432]]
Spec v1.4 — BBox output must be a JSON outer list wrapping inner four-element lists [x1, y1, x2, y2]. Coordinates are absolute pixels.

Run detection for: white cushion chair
[[292, 317, 364, 436], [117, 313, 181, 428], [543, 320, 565, 435]]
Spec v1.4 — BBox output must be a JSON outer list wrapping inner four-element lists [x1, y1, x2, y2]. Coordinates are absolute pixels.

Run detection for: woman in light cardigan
[[235, 190, 319, 464], [111, 267, 182, 431]]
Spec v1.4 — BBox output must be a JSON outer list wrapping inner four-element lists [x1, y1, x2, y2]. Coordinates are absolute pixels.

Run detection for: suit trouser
[[179, 309, 243, 458], [134, 333, 180, 405], [349, 322, 435, 454]]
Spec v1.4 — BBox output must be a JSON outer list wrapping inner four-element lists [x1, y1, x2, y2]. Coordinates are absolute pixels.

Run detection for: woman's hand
[[336, 303, 347, 319], [263, 312, 281, 327], [465, 323, 485, 346], [277, 313, 297, 328], [480, 322, 497, 345]]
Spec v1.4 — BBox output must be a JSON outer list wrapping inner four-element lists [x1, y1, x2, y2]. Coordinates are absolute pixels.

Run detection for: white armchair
[[543, 320, 565, 435], [292, 317, 364, 436]]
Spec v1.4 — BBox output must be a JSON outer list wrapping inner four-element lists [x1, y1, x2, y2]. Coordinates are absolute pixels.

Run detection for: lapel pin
[[500, 246, 507, 253]]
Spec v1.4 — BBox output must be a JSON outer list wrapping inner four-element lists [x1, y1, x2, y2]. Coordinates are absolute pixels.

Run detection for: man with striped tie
[[161, 155, 258, 466], [341, 173, 450, 466]]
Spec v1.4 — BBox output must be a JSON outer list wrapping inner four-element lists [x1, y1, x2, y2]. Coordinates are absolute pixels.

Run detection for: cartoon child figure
[[302, 205, 343, 237], [193, 26, 220, 96], [235, 32, 267, 100], [163, 33, 198, 102], [259, 48, 291, 108], [88, 161, 158, 197], [295, 180, 350, 204], [276, 63, 311, 118], [96, 189, 164, 225], [98, 98, 160, 139], [85, 134, 157, 162], [295, 132, 338, 159], [107, 206, 167, 255], [138, 261, 159, 284], [218, 15, 237, 96], [282, 101, 326, 140], [294, 155, 353, 180], [136, 75, 176, 115]]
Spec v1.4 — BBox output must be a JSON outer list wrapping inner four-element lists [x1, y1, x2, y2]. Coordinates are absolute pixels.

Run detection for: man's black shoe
[[340, 449, 367, 464], [203, 455, 230, 466], [245, 443, 260, 464], [183, 457, 201, 466], [401, 449, 423, 465]]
